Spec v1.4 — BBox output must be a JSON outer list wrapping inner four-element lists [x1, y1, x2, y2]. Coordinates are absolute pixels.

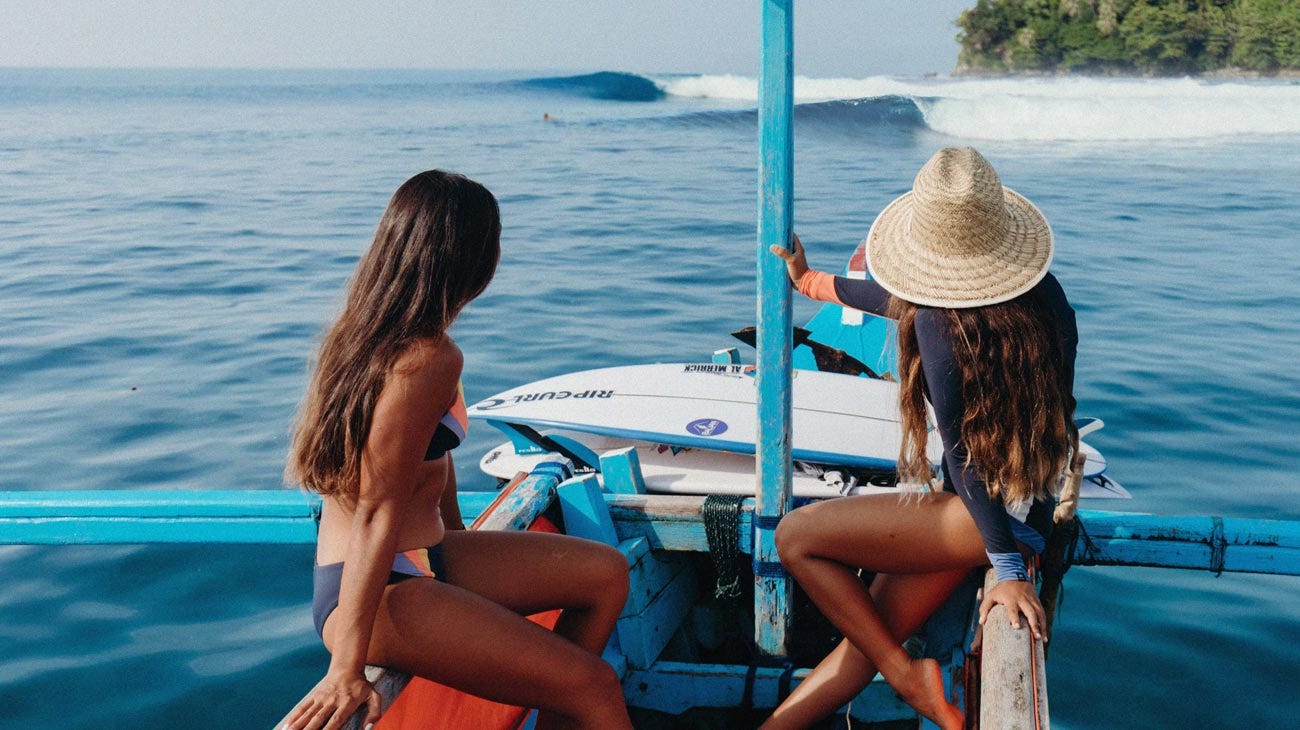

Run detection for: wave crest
[[518, 72, 664, 102]]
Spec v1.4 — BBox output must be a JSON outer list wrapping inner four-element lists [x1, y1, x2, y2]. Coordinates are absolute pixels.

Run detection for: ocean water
[[1, 68, 1297, 728]]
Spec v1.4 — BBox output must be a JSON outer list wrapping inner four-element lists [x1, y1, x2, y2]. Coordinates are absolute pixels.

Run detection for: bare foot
[[893, 658, 964, 730]]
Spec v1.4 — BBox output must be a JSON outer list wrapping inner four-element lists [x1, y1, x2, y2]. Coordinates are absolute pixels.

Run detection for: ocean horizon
[[1, 67, 1297, 728]]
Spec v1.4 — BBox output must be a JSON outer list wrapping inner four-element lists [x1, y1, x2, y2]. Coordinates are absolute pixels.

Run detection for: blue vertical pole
[[755, 0, 794, 657]]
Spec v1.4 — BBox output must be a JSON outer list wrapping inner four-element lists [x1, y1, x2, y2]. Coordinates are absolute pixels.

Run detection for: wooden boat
[[3, 478, 1297, 728]]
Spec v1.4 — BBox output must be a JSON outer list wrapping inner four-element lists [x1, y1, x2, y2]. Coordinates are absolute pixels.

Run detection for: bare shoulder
[[386, 336, 464, 407], [394, 336, 463, 374]]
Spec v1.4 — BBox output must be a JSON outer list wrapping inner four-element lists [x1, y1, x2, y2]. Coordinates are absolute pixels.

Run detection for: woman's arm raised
[[772, 234, 892, 317]]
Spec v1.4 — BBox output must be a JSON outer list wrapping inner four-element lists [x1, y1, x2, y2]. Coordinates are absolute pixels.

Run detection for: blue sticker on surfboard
[[686, 418, 728, 437]]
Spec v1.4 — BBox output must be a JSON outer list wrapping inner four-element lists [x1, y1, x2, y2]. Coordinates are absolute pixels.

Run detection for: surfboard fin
[[486, 421, 600, 473], [730, 326, 882, 379]]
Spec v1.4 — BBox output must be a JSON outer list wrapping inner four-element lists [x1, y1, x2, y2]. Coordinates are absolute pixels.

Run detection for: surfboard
[[478, 430, 1127, 500], [481, 431, 899, 498], [467, 363, 942, 470]]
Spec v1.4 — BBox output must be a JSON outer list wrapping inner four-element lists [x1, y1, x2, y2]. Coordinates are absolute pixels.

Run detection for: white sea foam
[[652, 74, 1300, 141]]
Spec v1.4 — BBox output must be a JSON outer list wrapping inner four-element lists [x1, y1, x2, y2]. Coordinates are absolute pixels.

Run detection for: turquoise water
[[1, 68, 1297, 727]]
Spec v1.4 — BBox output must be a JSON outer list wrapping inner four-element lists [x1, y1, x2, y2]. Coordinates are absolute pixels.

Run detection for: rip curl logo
[[473, 390, 614, 411], [686, 418, 728, 437]]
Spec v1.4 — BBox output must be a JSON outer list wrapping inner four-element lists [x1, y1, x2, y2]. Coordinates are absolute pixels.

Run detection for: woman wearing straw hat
[[763, 147, 1078, 730]]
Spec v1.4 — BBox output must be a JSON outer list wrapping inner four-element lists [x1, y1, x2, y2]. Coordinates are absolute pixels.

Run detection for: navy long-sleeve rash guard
[[800, 269, 1077, 582]]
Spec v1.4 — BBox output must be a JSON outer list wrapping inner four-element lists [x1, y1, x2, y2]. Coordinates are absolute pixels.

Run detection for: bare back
[[313, 336, 464, 565]]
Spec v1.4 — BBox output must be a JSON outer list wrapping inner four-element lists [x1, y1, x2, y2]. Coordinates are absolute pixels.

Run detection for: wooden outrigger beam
[[0, 489, 326, 545], [4, 492, 1297, 577], [1070, 509, 1300, 575], [976, 570, 1050, 728], [0, 489, 489, 545], [604, 499, 1300, 576], [754, 0, 796, 658]]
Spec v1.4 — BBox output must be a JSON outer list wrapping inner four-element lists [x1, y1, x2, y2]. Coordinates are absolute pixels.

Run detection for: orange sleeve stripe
[[797, 269, 843, 305]]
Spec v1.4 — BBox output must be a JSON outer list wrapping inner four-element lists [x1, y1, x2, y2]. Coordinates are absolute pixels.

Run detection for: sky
[[3, 1, 975, 77]]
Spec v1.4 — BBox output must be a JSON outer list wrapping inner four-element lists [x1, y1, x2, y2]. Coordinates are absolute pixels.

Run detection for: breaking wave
[[651, 73, 1300, 141]]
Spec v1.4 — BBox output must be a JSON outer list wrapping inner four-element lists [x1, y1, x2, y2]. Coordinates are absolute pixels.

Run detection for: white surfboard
[[480, 430, 898, 498], [468, 363, 941, 470], [469, 363, 1108, 474], [478, 430, 1126, 500]]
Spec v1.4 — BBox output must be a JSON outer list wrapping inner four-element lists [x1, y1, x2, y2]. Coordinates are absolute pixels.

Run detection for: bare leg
[[768, 493, 988, 730], [438, 529, 629, 656], [764, 569, 971, 729], [438, 529, 631, 729], [323, 531, 631, 729]]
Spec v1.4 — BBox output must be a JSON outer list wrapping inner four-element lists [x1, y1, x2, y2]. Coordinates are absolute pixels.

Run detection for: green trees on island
[[956, 0, 1300, 74]]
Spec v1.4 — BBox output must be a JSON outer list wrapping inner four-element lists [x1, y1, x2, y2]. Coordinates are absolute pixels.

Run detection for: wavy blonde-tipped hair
[[285, 171, 500, 505], [889, 289, 1078, 505]]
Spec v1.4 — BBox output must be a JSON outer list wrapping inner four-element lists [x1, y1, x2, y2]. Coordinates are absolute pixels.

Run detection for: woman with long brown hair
[[764, 148, 1078, 730], [281, 171, 632, 730]]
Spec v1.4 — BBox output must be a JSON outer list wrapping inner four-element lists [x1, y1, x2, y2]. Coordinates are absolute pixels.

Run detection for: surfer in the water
[[282, 171, 632, 730], [764, 148, 1077, 730]]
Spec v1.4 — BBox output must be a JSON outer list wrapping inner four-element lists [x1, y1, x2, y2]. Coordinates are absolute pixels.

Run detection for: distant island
[[955, 0, 1300, 75]]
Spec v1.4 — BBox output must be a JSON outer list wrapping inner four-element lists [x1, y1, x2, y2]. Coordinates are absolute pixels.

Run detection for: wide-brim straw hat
[[865, 147, 1053, 308]]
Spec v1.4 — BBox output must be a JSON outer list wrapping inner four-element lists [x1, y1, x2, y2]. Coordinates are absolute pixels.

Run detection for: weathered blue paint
[[0, 490, 499, 545], [599, 447, 647, 495], [754, 0, 795, 658], [616, 563, 697, 670], [1074, 509, 1300, 575], [0, 517, 317, 545], [0, 489, 320, 517], [620, 537, 689, 618], [606, 494, 753, 554], [557, 474, 620, 545], [476, 468, 565, 532], [622, 660, 913, 722], [455, 491, 498, 518], [616, 536, 696, 671]]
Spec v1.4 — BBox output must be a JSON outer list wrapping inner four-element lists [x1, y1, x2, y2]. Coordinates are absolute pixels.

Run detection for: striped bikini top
[[424, 382, 468, 461]]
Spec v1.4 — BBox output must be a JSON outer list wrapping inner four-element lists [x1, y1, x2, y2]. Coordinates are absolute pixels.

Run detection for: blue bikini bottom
[[311, 543, 447, 639]]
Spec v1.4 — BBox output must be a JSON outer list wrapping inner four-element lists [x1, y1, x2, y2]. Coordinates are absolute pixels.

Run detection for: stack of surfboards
[[468, 363, 1129, 500]]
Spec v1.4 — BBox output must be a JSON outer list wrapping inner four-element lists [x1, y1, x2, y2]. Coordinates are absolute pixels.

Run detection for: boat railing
[[4, 484, 1298, 728]]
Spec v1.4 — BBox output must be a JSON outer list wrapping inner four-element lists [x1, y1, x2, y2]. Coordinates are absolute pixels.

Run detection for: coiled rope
[[702, 494, 746, 600]]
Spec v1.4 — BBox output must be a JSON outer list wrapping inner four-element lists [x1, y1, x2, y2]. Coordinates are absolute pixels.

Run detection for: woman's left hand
[[769, 233, 810, 287], [979, 579, 1047, 641]]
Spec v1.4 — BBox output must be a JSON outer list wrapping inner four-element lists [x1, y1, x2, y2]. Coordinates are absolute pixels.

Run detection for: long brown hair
[[285, 170, 500, 503], [891, 287, 1077, 504]]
